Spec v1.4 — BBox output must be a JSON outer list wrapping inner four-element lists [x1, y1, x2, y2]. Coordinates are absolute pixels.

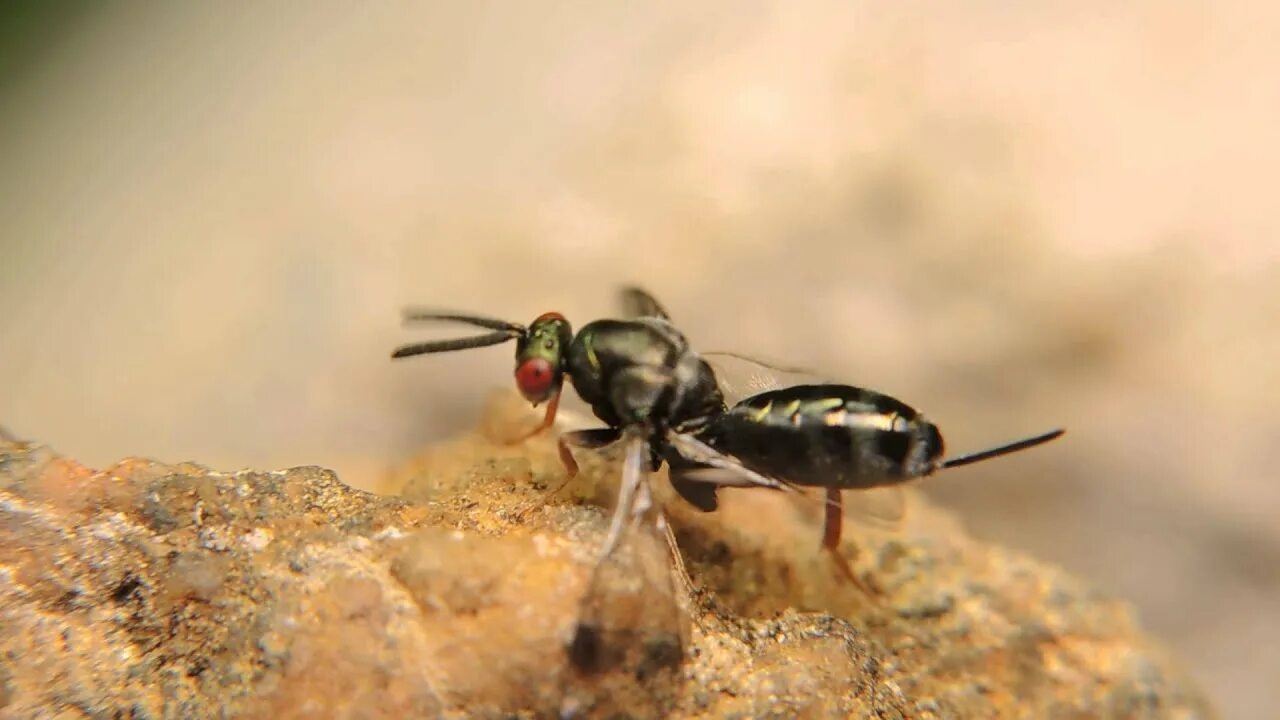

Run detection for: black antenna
[[939, 428, 1065, 470], [391, 331, 519, 359], [400, 309, 524, 333], [392, 307, 526, 359]]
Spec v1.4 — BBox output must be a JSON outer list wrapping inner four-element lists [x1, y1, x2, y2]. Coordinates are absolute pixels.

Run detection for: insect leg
[[553, 427, 622, 479], [821, 488, 843, 550], [502, 388, 564, 444], [513, 427, 621, 521], [656, 510, 704, 642], [657, 512, 692, 595], [821, 487, 879, 599], [597, 436, 647, 560]]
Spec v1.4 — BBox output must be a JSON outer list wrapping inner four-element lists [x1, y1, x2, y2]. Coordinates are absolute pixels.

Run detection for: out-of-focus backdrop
[[1, 2, 1275, 716]]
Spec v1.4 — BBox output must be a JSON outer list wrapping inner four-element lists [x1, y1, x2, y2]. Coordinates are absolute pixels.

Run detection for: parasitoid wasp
[[390, 291, 792, 679], [391, 286, 1065, 677]]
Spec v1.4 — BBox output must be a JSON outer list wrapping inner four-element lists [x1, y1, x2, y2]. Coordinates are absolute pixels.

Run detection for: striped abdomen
[[702, 384, 945, 490]]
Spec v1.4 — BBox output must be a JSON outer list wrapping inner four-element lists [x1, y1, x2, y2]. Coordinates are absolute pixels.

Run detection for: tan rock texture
[[0, 398, 1214, 719]]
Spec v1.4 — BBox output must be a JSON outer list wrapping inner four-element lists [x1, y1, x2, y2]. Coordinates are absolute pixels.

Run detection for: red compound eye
[[515, 357, 556, 402]]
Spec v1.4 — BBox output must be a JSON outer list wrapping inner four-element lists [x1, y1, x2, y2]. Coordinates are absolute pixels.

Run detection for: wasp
[[390, 291, 791, 679], [391, 288, 1065, 677]]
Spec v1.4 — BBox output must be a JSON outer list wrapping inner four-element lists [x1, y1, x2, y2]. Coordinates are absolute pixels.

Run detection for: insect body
[[391, 295, 784, 681], [559, 318, 725, 439], [672, 375, 1065, 589], [391, 288, 1066, 678]]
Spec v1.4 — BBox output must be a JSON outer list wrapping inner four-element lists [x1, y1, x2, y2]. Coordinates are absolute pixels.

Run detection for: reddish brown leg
[[525, 433, 581, 511], [503, 390, 562, 444], [822, 487, 843, 549], [822, 488, 878, 599], [513, 427, 619, 521], [556, 433, 581, 479]]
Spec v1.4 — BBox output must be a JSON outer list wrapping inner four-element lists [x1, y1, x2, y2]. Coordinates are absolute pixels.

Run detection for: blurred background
[[1, 2, 1275, 716]]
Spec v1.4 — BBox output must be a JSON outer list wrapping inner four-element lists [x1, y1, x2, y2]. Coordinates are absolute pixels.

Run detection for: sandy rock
[[0, 401, 1214, 719]]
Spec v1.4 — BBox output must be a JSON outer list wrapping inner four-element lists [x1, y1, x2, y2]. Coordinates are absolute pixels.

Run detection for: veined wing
[[618, 286, 672, 321], [701, 351, 827, 406], [564, 436, 688, 716], [690, 351, 908, 528], [841, 485, 905, 529]]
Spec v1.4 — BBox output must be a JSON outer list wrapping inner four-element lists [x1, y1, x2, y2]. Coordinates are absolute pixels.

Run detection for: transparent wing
[[568, 515, 686, 679], [842, 485, 906, 529], [618, 286, 672, 321], [702, 351, 827, 406], [564, 438, 687, 714]]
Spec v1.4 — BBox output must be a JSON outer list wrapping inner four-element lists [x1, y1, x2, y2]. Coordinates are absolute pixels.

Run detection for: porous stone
[[0, 397, 1215, 718]]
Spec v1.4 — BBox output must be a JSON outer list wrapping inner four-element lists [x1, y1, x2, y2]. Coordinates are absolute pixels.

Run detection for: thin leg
[[659, 512, 698, 608], [547, 428, 622, 494], [822, 488, 843, 549], [514, 427, 621, 521], [822, 488, 878, 599], [557, 434, 581, 479], [656, 508, 703, 644], [502, 389, 562, 444], [597, 436, 646, 560]]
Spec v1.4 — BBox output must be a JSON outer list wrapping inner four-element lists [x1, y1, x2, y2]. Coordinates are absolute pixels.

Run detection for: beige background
[[1, 3, 1275, 717]]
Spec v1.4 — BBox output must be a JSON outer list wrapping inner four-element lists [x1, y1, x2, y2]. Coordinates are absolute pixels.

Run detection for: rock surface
[[0, 396, 1214, 719]]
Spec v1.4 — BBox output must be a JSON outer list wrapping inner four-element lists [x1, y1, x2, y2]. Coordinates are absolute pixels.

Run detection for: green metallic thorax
[[565, 318, 724, 432]]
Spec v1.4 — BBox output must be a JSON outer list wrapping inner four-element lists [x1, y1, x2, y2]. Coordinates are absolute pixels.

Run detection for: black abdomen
[[700, 384, 945, 490]]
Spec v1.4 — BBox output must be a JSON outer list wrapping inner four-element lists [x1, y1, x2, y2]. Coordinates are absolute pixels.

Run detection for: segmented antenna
[[391, 331, 519, 358], [400, 309, 524, 333], [392, 309, 524, 359], [938, 428, 1065, 470]]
